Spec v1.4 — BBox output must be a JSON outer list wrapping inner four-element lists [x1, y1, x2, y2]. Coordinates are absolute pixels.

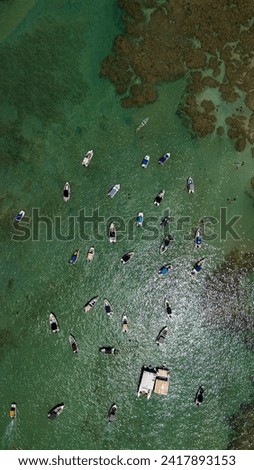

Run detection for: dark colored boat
[[69, 334, 79, 354], [121, 251, 134, 264], [160, 216, 171, 227], [195, 386, 205, 406], [49, 312, 59, 333], [156, 326, 168, 345], [69, 249, 80, 265], [154, 190, 165, 206], [108, 403, 117, 422], [165, 298, 172, 318], [104, 299, 113, 317], [48, 403, 64, 420], [160, 234, 173, 254], [99, 346, 119, 355]]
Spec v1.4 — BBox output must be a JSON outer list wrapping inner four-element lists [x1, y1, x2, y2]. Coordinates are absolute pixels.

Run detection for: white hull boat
[[82, 149, 93, 167], [63, 182, 70, 201], [109, 223, 116, 243], [108, 184, 120, 198]]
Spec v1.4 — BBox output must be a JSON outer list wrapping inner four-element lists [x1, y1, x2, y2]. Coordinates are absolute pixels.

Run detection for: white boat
[[160, 234, 173, 254], [191, 257, 205, 275], [104, 298, 113, 317], [136, 117, 149, 132], [187, 177, 195, 193], [137, 366, 157, 399], [48, 403, 64, 420], [49, 312, 59, 333], [156, 326, 168, 345], [109, 223, 116, 243], [108, 184, 120, 198], [194, 228, 202, 248], [108, 403, 117, 422], [15, 210, 25, 222], [9, 402, 17, 419], [154, 189, 165, 206], [63, 182, 70, 201], [99, 346, 119, 355], [137, 212, 144, 226], [86, 246, 95, 261], [141, 155, 150, 168], [165, 298, 172, 318], [122, 314, 128, 332], [69, 334, 79, 353], [195, 386, 205, 406], [82, 149, 93, 167], [84, 296, 98, 312], [121, 251, 134, 264]]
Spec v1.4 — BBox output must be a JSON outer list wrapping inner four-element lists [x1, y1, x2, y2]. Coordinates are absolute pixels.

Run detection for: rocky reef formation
[[228, 402, 254, 450], [101, 0, 254, 151]]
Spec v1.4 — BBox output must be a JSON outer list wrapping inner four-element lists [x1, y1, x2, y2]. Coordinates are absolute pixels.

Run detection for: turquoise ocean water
[[0, 0, 254, 450]]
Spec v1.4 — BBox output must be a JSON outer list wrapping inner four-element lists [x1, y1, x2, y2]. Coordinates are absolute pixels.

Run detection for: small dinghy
[[122, 314, 128, 332], [82, 149, 93, 167], [99, 346, 119, 355], [109, 223, 116, 243], [194, 228, 202, 248], [84, 296, 98, 312], [160, 234, 173, 254], [86, 246, 95, 261], [9, 402, 17, 419], [191, 257, 205, 275], [136, 117, 149, 132], [63, 182, 70, 201], [154, 189, 165, 206], [108, 184, 120, 198], [121, 251, 134, 264], [48, 403, 64, 420], [159, 263, 172, 275], [69, 334, 79, 354], [156, 326, 168, 345], [187, 177, 195, 193], [108, 403, 117, 422], [195, 386, 205, 406], [137, 212, 144, 226], [141, 155, 150, 168], [165, 298, 172, 318], [159, 152, 170, 165], [49, 312, 59, 333], [69, 249, 80, 265], [15, 210, 25, 222], [160, 215, 171, 227], [104, 298, 113, 317]]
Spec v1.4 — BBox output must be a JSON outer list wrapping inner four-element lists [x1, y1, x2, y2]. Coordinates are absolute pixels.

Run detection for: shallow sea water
[[0, 0, 254, 450]]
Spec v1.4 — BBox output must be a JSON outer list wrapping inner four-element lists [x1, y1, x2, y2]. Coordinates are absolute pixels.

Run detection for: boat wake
[[2, 420, 15, 448]]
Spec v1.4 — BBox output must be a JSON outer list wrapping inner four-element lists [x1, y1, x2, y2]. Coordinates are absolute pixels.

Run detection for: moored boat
[[136, 117, 149, 132], [137, 366, 157, 399], [69, 249, 80, 265], [195, 386, 205, 406], [82, 149, 93, 167], [49, 312, 59, 333], [194, 228, 202, 248], [63, 182, 70, 202], [156, 326, 168, 345], [48, 403, 64, 420], [187, 177, 195, 193], [109, 223, 116, 243], [108, 184, 120, 198], [108, 403, 117, 422], [69, 334, 79, 354], [141, 155, 150, 168], [159, 153, 170, 165], [191, 257, 205, 275], [165, 298, 172, 318], [122, 314, 128, 332], [160, 234, 173, 254], [104, 298, 113, 317], [121, 251, 134, 264], [84, 296, 98, 312], [154, 189, 165, 206], [160, 215, 171, 227], [9, 402, 17, 419], [86, 246, 95, 261], [15, 210, 25, 222], [137, 212, 144, 226], [159, 263, 172, 275], [99, 346, 119, 355]]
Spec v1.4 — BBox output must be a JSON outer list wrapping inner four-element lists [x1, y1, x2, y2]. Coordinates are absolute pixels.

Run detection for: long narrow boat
[[69, 249, 80, 265], [136, 117, 149, 132], [159, 152, 170, 165], [154, 189, 165, 206], [195, 386, 205, 406], [49, 312, 60, 333], [86, 246, 95, 261], [104, 299, 113, 317], [108, 184, 120, 198], [69, 334, 79, 353], [48, 403, 64, 420], [191, 257, 205, 275], [122, 314, 128, 332], [99, 346, 119, 355], [108, 403, 117, 422], [82, 149, 93, 167], [109, 223, 116, 243], [156, 326, 168, 345], [9, 402, 17, 419], [165, 298, 172, 318], [160, 234, 173, 254], [84, 296, 98, 312], [63, 182, 70, 202], [194, 228, 202, 248], [187, 177, 195, 193], [137, 212, 144, 227]]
